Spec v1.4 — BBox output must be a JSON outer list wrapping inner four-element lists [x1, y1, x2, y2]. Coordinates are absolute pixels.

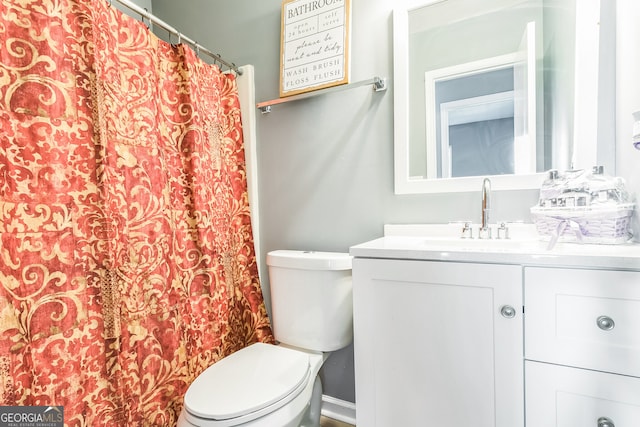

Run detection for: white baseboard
[[321, 395, 356, 425]]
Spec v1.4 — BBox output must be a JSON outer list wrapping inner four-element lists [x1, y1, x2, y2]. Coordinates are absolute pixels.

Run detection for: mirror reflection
[[394, 0, 614, 193], [431, 59, 524, 178]]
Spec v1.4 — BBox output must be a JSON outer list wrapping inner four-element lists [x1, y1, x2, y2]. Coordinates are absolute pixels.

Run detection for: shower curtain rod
[[111, 0, 242, 75]]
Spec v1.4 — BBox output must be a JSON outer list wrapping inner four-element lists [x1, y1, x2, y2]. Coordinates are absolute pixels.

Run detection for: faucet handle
[[461, 222, 473, 239], [496, 222, 510, 240]]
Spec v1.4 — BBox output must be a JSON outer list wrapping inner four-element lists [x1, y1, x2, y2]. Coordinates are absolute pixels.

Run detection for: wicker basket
[[530, 203, 635, 244]]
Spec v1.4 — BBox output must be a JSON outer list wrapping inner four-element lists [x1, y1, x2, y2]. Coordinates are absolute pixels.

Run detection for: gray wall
[[149, 0, 639, 405], [149, 0, 540, 404]]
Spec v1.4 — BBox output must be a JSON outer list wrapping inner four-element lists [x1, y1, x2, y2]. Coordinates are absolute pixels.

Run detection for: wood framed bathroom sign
[[279, 0, 351, 97]]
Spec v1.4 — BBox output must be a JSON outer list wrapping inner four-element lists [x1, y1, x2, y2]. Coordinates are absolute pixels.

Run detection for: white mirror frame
[[393, 1, 603, 194]]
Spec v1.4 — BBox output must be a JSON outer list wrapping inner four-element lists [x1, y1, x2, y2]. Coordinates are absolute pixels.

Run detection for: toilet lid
[[184, 343, 311, 420]]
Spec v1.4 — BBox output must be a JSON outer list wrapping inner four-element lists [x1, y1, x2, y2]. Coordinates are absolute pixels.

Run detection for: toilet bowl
[[178, 343, 325, 427], [178, 250, 353, 427]]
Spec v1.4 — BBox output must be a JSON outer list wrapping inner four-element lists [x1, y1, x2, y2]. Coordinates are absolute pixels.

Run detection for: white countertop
[[350, 224, 640, 270]]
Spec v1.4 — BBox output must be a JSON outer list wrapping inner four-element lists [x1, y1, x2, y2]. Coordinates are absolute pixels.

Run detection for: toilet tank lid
[[267, 250, 352, 271]]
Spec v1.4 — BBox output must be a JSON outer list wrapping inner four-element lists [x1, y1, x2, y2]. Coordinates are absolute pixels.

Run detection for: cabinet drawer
[[525, 267, 640, 377], [526, 361, 640, 427]]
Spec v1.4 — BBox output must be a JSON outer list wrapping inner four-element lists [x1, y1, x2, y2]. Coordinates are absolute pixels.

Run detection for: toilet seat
[[183, 343, 311, 426]]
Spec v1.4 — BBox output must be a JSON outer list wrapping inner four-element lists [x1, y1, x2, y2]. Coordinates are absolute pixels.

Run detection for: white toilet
[[177, 250, 353, 427]]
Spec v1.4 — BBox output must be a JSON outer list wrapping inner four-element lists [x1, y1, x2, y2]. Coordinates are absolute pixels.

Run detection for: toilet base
[[299, 375, 322, 427]]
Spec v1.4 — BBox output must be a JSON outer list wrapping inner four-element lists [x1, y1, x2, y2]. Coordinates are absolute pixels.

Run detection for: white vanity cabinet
[[524, 267, 640, 427], [352, 258, 524, 427]]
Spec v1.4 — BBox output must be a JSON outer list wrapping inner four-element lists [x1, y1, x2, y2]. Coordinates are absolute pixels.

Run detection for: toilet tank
[[266, 250, 353, 352]]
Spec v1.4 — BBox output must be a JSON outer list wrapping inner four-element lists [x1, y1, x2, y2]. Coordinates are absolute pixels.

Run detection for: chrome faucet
[[479, 178, 491, 239]]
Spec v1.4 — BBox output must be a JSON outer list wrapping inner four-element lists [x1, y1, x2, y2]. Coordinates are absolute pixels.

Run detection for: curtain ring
[[195, 43, 200, 57], [177, 32, 182, 44], [141, 8, 150, 28]]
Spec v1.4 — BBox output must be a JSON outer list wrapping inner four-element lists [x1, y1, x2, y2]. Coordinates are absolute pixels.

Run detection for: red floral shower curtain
[[0, 0, 273, 425]]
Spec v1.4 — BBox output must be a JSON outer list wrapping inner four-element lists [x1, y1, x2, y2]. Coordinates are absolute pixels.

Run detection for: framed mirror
[[394, 0, 615, 194]]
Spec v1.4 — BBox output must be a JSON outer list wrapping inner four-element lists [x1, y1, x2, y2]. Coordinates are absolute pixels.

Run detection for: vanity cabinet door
[[526, 361, 640, 427], [352, 258, 523, 427]]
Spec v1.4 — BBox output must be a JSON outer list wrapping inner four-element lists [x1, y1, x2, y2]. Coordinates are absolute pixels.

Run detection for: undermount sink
[[383, 223, 544, 253], [351, 224, 640, 270], [416, 236, 544, 252]]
